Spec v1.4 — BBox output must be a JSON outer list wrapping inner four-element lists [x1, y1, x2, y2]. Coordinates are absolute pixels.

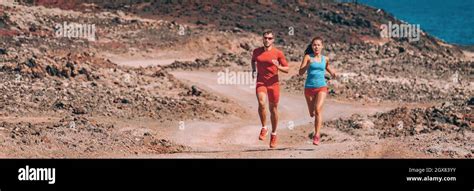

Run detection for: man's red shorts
[[256, 82, 280, 104]]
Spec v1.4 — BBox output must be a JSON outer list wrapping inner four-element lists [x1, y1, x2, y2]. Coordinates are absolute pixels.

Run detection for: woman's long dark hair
[[304, 37, 324, 55]]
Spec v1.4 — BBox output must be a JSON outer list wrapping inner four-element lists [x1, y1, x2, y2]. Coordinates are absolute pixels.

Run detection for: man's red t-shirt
[[252, 47, 288, 85]]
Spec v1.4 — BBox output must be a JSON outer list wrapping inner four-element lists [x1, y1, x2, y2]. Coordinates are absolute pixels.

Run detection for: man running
[[251, 30, 289, 148]]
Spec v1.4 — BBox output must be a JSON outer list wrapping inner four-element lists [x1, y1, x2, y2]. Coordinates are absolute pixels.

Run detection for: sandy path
[[132, 71, 407, 158], [105, 56, 430, 158]]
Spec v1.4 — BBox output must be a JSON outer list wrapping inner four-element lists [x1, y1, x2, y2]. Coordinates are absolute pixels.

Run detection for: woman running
[[298, 37, 336, 145]]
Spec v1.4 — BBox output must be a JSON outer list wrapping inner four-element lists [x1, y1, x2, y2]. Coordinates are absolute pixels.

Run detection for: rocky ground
[[0, 115, 188, 157], [283, 49, 473, 103], [0, 0, 472, 158], [280, 98, 473, 158], [318, 99, 473, 158], [0, 2, 242, 157]]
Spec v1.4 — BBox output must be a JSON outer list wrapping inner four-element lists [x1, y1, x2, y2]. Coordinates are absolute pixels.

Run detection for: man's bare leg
[[257, 91, 267, 128], [257, 91, 269, 141], [269, 102, 278, 133]]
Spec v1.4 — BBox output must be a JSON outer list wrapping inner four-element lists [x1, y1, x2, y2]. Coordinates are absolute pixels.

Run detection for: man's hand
[[330, 72, 337, 79], [271, 59, 289, 73], [252, 70, 257, 79], [271, 59, 282, 70], [271, 59, 279, 66]]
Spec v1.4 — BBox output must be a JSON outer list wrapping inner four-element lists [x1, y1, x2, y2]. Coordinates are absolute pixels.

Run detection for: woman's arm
[[325, 57, 336, 78], [298, 55, 310, 75]]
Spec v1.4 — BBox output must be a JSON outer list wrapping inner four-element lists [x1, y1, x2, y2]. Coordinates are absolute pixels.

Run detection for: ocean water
[[358, 0, 474, 45]]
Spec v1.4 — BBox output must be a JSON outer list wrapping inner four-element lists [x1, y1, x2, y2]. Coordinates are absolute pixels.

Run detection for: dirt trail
[[136, 70, 417, 158], [1, 2, 468, 159], [156, 71, 414, 158], [104, 53, 199, 67]]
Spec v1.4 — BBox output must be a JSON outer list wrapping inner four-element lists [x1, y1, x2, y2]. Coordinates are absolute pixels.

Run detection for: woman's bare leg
[[313, 92, 327, 136], [305, 94, 316, 117]]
